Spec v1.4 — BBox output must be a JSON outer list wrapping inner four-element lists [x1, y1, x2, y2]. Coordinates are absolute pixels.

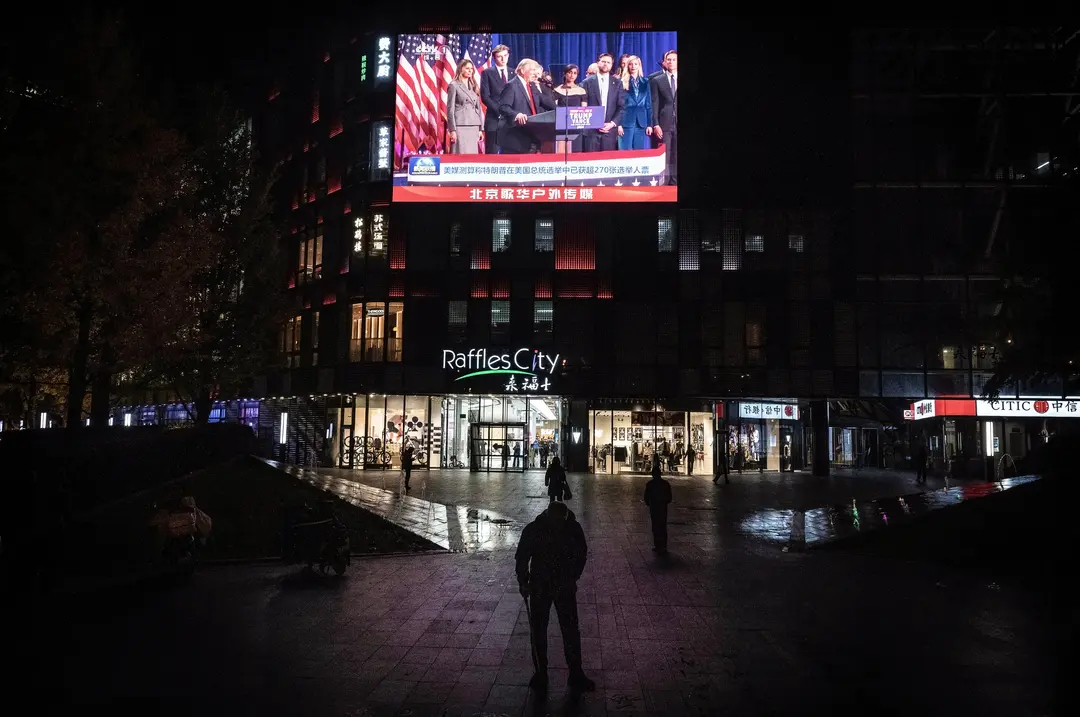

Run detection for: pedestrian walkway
[[302, 463, 1015, 553]]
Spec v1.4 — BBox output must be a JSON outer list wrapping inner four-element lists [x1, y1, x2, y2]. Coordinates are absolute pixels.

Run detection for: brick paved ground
[[34, 466, 1054, 717]]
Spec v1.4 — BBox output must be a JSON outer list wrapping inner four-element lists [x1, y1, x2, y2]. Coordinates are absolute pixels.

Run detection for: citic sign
[[977, 399, 1079, 418]]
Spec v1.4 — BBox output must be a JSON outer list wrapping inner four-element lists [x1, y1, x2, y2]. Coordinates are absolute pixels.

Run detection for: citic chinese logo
[[1034, 400, 1050, 414], [784, 405, 794, 418]]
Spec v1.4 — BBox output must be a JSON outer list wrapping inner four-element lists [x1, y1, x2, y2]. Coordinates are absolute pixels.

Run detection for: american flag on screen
[[395, 33, 492, 165]]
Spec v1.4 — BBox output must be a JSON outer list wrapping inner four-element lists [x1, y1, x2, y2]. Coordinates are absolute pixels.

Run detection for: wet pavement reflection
[[739, 474, 1041, 548], [260, 459, 523, 552]]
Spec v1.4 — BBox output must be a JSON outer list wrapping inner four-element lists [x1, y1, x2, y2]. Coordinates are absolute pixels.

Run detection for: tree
[[145, 88, 285, 423], [0, 13, 219, 427]]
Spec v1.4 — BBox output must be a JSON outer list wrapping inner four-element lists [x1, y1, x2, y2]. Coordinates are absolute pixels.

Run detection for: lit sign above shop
[[442, 348, 560, 392], [371, 213, 386, 254], [352, 217, 364, 253], [371, 122, 393, 182], [912, 398, 1080, 420], [738, 402, 800, 420], [375, 37, 393, 79]]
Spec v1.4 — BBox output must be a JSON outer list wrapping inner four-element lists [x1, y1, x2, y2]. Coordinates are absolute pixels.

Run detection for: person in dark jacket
[[643, 457, 673, 553], [401, 445, 414, 490], [545, 456, 569, 502], [515, 501, 595, 693]]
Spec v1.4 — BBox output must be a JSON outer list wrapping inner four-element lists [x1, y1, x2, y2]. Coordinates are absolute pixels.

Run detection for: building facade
[[116, 22, 1080, 480]]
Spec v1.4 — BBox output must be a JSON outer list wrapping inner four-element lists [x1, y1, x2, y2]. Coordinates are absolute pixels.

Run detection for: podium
[[525, 105, 605, 154]]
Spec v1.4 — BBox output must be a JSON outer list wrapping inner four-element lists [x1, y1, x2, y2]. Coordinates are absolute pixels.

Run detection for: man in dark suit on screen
[[497, 58, 556, 154], [580, 52, 624, 152], [480, 44, 512, 153], [649, 49, 678, 185]]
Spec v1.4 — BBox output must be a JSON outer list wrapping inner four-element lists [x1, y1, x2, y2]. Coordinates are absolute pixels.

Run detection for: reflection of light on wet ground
[[737, 475, 1042, 548], [258, 458, 522, 553]]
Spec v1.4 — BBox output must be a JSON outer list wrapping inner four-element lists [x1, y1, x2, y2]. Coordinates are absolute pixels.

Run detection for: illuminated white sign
[[903, 409, 914, 421], [376, 37, 392, 79], [912, 399, 936, 419], [376, 124, 391, 171], [353, 216, 364, 253], [976, 398, 1080, 418], [442, 348, 560, 392], [738, 402, 800, 420], [371, 213, 386, 254]]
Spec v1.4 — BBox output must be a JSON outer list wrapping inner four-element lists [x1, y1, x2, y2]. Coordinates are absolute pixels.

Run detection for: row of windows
[[282, 299, 998, 373], [293, 215, 809, 280]]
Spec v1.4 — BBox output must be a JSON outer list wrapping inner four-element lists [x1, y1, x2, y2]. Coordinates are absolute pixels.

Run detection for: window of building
[[311, 310, 320, 366], [493, 217, 512, 253], [298, 234, 323, 283], [448, 300, 467, 341], [745, 310, 765, 366], [491, 300, 510, 339], [360, 302, 386, 361], [450, 221, 463, 257], [535, 219, 554, 252], [387, 301, 404, 362], [534, 300, 553, 343], [657, 217, 674, 252], [788, 234, 805, 253], [282, 315, 301, 368], [721, 211, 742, 269], [744, 234, 764, 253], [349, 303, 363, 361]]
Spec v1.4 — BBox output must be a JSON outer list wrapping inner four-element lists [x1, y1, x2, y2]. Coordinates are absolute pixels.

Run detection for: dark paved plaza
[[30, 467, 1056, 716]]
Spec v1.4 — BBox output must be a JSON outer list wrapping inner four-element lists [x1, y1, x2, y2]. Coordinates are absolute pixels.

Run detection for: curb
[[202, 548, 450, 566]]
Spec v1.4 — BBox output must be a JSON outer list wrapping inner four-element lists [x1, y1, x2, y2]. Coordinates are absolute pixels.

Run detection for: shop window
[[492, 217, 512, 253], [788, 234, 805, 252], [657, 217, 674, 252], [535, 219, 554, 252], [533, 300, 553, 343], [491, 300, 510, 340]]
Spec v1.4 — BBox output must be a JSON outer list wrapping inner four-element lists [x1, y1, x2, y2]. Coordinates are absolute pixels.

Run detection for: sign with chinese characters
[[374, 36, 393, 83], [352, 217, 364, 254], [370, 213, 386, 256], [912, 399, 936, 419], [442, 348, 560, 393], [370, 122, 392, 182], [738, 403, 800, 421], [976, 398, 1079, 418]]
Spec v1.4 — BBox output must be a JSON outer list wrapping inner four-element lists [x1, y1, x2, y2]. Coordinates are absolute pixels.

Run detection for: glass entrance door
[[468, 422, 526, 473]]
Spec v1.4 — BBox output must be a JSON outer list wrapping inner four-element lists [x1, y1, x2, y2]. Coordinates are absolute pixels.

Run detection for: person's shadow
[[523, 684, 599, 716]]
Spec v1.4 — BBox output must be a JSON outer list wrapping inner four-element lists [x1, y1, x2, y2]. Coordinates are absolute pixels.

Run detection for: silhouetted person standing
[[914, 439, 928, 484], [644, 458, 672, 553], [515, 501, 595, 693], [402, 445, 414, 490], [545, 456, 569, 502]]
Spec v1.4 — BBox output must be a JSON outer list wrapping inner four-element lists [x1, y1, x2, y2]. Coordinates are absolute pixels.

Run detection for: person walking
[[545, 456, 570, 502], [643, 456, 673, 554], [515, 501, 595, 693], [914, 438, 928, 484]]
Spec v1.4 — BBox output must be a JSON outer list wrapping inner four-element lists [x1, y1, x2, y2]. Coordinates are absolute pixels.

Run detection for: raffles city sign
[[442, 348, 561, 392]]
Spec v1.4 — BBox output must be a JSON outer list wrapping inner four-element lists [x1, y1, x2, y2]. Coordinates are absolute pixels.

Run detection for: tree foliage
[[145, 88, 285, 421]]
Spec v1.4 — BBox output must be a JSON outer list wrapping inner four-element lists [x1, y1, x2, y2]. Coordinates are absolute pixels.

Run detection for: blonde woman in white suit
[[447, 59, 484, 154]]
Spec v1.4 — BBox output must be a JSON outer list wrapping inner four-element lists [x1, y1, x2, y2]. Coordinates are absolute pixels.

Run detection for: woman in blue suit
[[617, 56, 653, 150]]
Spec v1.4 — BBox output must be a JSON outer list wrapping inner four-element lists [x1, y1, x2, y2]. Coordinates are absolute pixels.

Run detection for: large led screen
[[392, 32, 678, 203]]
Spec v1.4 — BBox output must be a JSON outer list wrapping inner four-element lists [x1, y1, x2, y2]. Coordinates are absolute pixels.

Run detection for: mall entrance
[[468, 423, 526, 472]]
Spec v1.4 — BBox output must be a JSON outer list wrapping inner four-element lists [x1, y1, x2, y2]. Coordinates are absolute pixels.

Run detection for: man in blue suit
[[579, 53, 624, 152], [497, 58, 557, 154]]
